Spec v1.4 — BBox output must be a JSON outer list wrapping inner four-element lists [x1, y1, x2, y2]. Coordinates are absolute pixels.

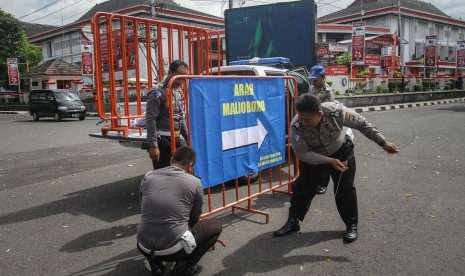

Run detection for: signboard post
[[189, 78, 286, 188], [7, 58, 19, 87], [351, 22, 366, 65], [457, 40, 465, 69], [81, 41, 94, 76], [425, 35, 437, 67]]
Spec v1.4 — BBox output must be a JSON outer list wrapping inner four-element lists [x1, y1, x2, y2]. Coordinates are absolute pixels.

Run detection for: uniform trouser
[[288, 150, 358, 227], [137, 218, 222, 267], [151, 136, 183, 170]]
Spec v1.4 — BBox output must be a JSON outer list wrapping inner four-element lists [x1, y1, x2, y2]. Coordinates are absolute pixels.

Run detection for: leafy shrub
[[326, 81, 333, 87], [388, 82, 400, 92], [356, 70, 370, 78], [413, 84, 423, 92], [443, 85, 451, 90], [376, 85, 388, 93]]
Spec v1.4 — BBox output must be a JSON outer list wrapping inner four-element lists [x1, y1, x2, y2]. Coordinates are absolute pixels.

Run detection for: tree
[[0, 9, 42, 90]]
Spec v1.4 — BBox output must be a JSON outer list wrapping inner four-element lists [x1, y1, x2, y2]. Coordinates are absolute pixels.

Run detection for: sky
[[1, 0, 464, 26]]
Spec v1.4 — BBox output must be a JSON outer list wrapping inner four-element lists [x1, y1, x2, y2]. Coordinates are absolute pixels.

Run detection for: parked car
[[29, 89, 86, 121]]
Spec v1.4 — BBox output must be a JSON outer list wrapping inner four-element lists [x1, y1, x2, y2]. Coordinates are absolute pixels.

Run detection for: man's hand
[[382, 141, 399, 154], [327, 157, 349, 172], [149, 147, 160, 161]]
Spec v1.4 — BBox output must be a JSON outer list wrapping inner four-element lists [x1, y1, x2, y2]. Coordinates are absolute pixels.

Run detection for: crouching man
[[137, 146, 222, 276]]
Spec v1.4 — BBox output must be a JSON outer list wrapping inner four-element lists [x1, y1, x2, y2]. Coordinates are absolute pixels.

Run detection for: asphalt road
[[1, 103, 464, 276]]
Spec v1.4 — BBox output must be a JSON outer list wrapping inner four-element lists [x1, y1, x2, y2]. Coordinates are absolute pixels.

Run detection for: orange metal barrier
[[91, 13, 300, 222], [91, 12, 222, 137]]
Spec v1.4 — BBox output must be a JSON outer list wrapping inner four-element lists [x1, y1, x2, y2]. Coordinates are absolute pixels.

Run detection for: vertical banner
[[7, 58, 19, 86], [390, 31, 397, 74], [81, 41, 93, 75], [189, 78, 286, 188], [425, 35, 437, 67], [457, 40, 465, 68], [351, 21, 366, 65]]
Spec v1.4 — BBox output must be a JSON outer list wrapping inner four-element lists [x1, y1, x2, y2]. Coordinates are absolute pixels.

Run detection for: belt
[[158, 130, 181, 138], [138, 241, 183, 256]]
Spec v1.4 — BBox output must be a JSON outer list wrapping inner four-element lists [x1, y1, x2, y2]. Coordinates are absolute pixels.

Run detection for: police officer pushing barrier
[[146, 60, 189, 170], [274, 94, 399, 242], [137, 147, 222, 276]]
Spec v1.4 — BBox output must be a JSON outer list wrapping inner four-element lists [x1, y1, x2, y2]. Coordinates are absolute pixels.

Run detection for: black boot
[[343, 224, 358, 243], [317, 185, 327, 194], [149, 258, 165, 276], [170, 260, 201, 276], [274, 217, 300, 237]]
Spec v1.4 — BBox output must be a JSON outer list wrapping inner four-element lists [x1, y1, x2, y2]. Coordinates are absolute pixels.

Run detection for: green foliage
[[413, 84, 423, 92], [326, 81, 333, 87], [336, 53, 351, 65], [0, 9, 43, 89], [355, 82, 367, 90], [356, 70, 370, 78], [443, 85, 451, 90], [376, 85, 388, 93], [335, 90, 341, 96], [421, 81, 438, 91], [393, 71, 402, 78]]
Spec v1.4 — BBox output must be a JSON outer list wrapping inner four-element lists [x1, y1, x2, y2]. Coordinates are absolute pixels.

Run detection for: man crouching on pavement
[[274, 94, 399, 242], [137, 146, 222, 276]]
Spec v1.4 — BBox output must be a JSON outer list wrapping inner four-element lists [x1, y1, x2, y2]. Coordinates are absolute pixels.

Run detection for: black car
[[29, 89, 86, 121]]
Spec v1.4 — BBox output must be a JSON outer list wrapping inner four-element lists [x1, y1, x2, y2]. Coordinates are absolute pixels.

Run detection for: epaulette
[[290, 116, 300, 128]]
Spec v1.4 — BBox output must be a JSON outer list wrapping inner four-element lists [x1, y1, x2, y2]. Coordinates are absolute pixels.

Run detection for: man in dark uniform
[[137, 147, 222, 276], [274, 94, 399, 242], [146, 60, 189, 170]]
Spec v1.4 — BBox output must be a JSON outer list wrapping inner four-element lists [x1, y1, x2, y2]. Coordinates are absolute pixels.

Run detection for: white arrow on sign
[[221, 118, 268, 151]]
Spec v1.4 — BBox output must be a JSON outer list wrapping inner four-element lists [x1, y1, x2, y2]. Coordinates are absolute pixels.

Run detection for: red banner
[[384, 55, 400, 68], [365, 54, 381, 66], [100, 28, 135, 72], [81, 41, 93, 75], [7, 58, 19, 86], [457, 40, 465, 68], [425, 35, 437, 67], [351, 22, 366, 65], [327, 65, 348, 76]]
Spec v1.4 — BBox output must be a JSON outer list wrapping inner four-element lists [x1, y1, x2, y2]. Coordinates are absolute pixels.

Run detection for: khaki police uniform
[[310, 82, 335, 103], [146, 82, 189, 170], [288, 101, 386, 227]]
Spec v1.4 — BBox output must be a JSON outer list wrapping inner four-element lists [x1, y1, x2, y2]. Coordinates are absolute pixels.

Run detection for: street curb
[[2, 97, 464, 116], [353, 97, 465, 113]]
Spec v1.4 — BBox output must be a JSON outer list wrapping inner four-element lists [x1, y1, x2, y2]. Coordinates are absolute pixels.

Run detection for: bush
[[376, 85, 388, 93], [326, 81, 333, 87], [335, 90, 341, 96], [388, 82, 400, 92], [355, 82, 367, 90], [356, 70, 370, 78], [443, 85, 451, 90], [413, 84, 423, 92]]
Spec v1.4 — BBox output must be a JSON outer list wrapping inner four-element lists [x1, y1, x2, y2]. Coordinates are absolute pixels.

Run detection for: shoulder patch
[[155, 90, 162, 99]]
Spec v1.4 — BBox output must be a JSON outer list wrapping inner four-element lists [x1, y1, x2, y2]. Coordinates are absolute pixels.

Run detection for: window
[[57, 80, 72, 89]]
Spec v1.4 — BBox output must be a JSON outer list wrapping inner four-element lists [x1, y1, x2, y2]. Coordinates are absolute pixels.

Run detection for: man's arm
[[342, 107, 399, 154], [188, 181, 204, 228], [146, 89, 163, 161]]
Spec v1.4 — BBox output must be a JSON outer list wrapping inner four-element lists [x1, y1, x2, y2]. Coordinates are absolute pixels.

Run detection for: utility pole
[[360, 0, 364, 21], [150, 0, 156, 19], [229, 0, 233, 9], [398, 0, 405, 92]]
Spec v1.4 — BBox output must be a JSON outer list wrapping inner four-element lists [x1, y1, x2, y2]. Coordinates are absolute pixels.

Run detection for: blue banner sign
[[189, 77, 286, 188]]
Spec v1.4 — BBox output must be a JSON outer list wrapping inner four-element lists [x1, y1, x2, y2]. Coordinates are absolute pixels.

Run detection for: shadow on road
[[0, 175, 143, 225], [212, 231, 350, 276]]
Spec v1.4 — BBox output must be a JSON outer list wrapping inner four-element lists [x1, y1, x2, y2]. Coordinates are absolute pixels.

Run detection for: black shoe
[[149, 258, 165, 276], [343, 224, 358, 243], [317, 186, 327, 194], [170, 261, 202, 276], [274, 217, 300, 237]]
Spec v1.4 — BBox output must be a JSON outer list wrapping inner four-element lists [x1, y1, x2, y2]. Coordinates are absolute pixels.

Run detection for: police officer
[[308, 64, 335, 103], [274, 94, 399, 242], [146, 60, 189, 170], [309, 64, 355, 194]]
